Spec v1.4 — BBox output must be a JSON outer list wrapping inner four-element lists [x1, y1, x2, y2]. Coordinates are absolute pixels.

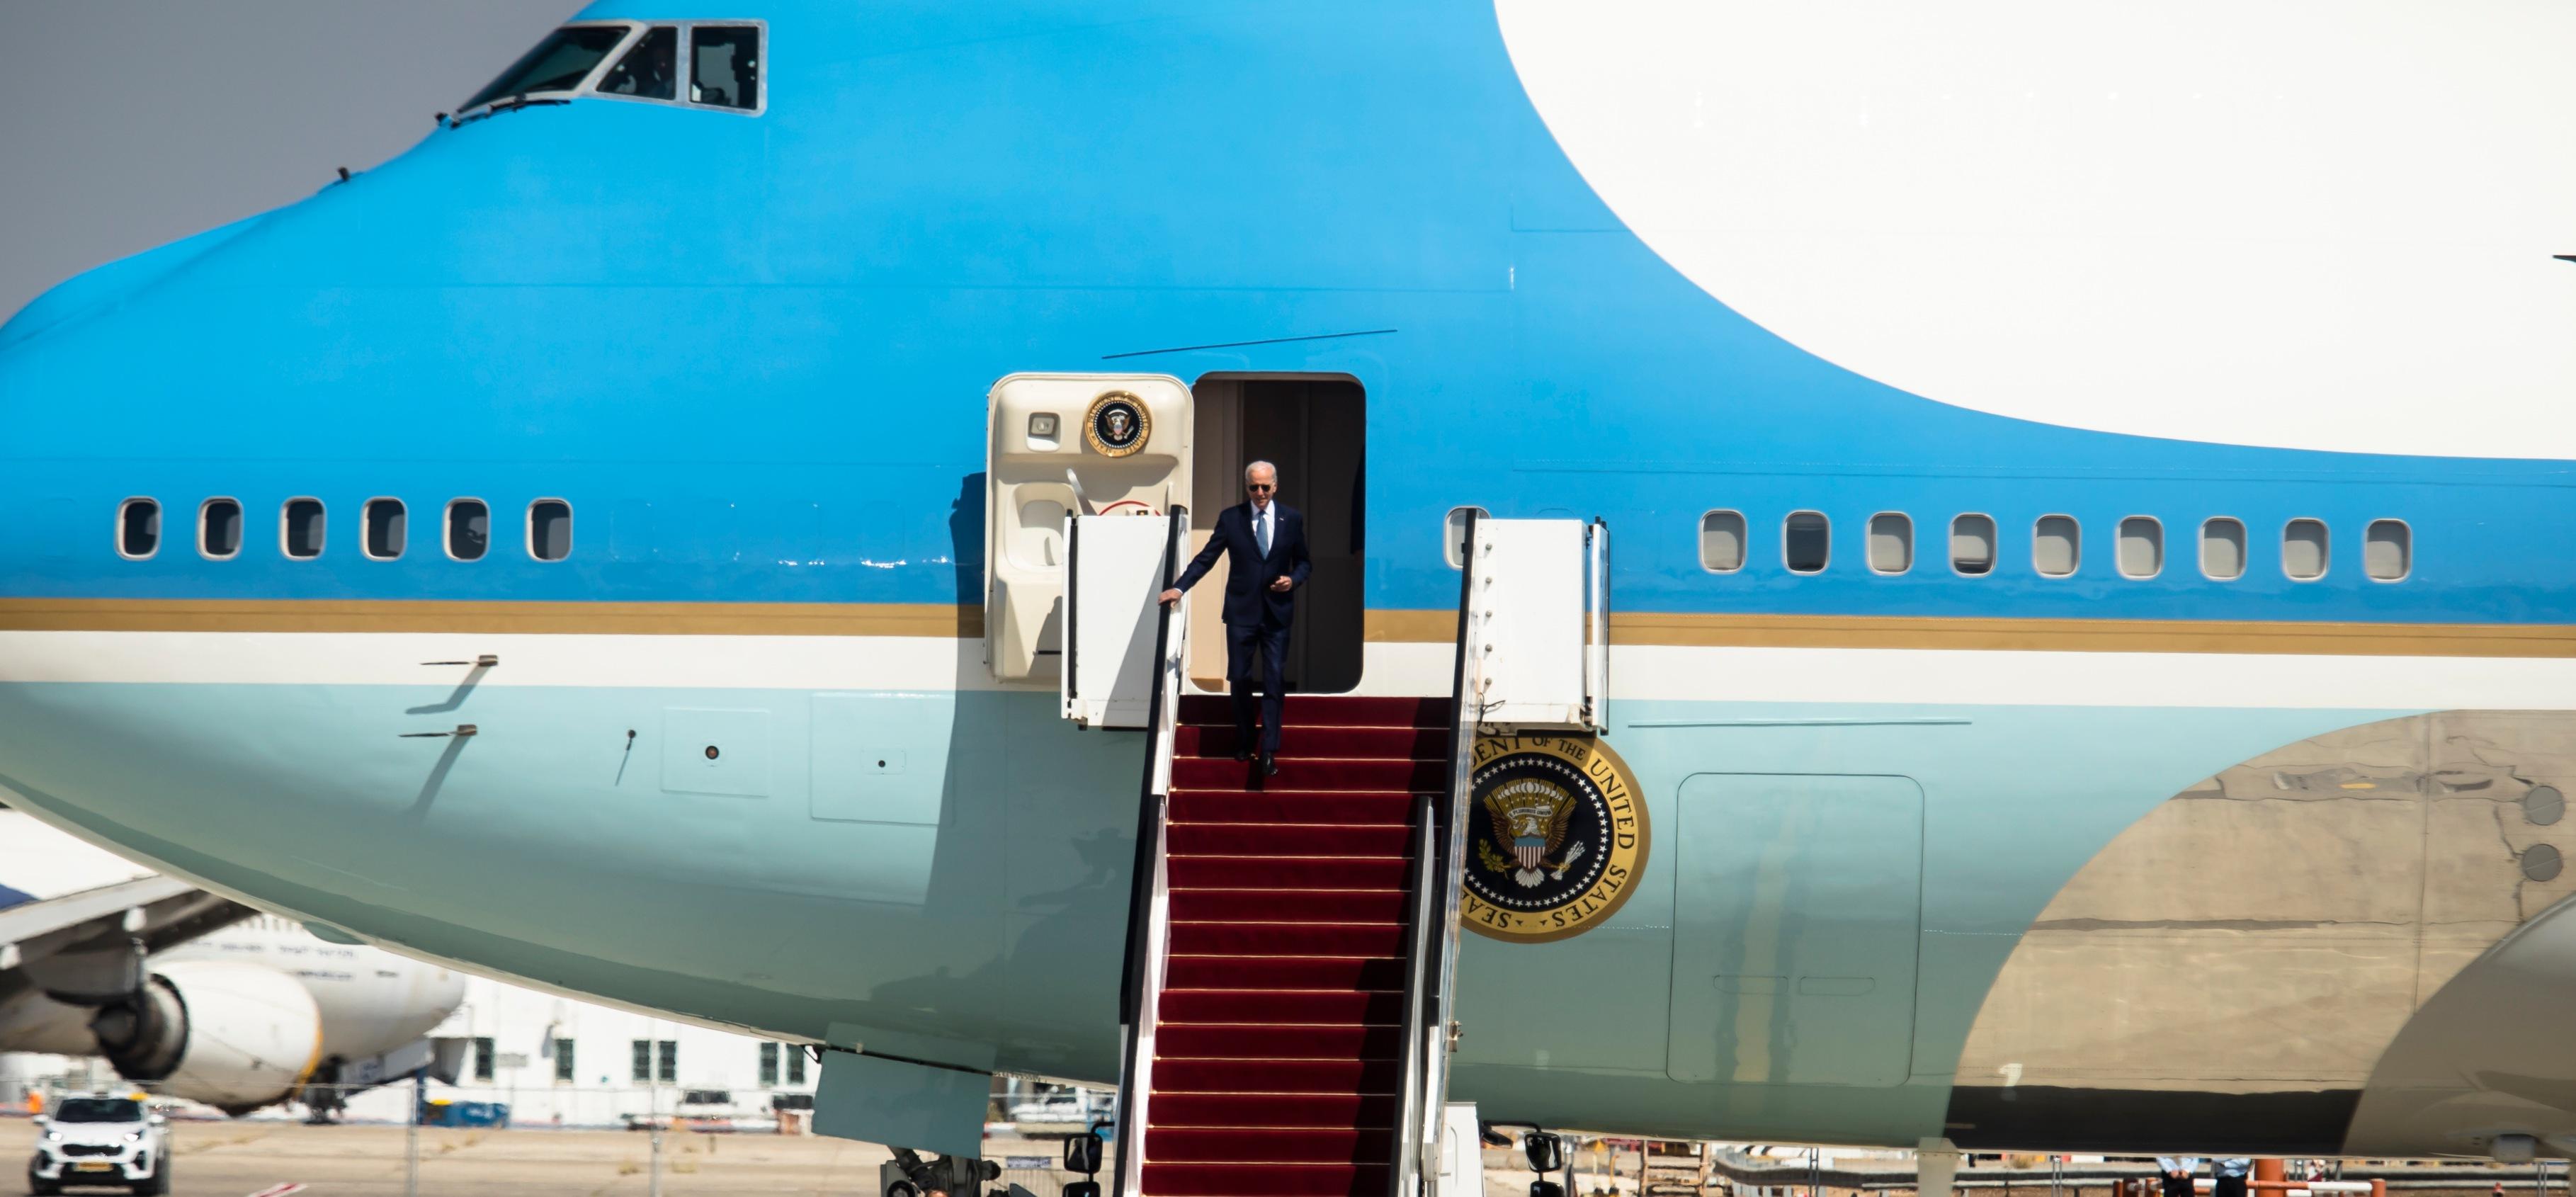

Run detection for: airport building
[[324, 966, 824, 1128]]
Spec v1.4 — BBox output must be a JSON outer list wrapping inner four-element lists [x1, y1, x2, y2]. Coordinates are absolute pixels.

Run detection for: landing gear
[[878, 1150, 1002, 1197]]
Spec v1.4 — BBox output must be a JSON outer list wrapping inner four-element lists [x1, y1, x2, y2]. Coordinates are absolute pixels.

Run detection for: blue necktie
[[1256, 509, 1270, 557]]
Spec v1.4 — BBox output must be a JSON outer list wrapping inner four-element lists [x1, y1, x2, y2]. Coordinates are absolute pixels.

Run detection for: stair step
[[1162, 955, 1408, 992], [1168, 889, 1409, 924], [1145, 1127, 1397, 1165], [1169, 791, 1421, 827], [1179, 696, 1450, 729], [1169, 856, 1410, 890], [1148, 1093, 1401, 1130], [1159, 989, 1407, 1026], [1141, 1162, 1393, 1197], [1153, 1023, 1405, 1060], [1167, 824, 1414, 857], [1168, 921, 1407, 958], [1152, 1057, 1404, 1094], [1170, 757, 1445, 791], [1177, 725, 1448, 761]]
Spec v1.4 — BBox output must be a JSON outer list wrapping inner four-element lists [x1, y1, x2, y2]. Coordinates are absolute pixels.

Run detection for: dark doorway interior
[[1186, 375, 1365, 694]]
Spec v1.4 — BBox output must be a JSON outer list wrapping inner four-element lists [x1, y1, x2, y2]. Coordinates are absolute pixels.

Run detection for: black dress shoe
[[1232, 749, 1252, 764], [1256, 754, 1280, 778]]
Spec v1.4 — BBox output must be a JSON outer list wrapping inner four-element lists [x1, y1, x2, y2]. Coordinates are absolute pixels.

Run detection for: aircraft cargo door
[[1667, 774, 1923, 1087]]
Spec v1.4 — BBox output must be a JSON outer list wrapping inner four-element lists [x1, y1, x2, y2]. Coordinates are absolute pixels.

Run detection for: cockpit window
[[461, 24, 630, 113], [598, 26, 679, 101], [691, 25, 761, 110]]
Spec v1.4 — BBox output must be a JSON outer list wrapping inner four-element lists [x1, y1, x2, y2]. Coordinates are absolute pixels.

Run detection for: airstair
[[1064, 509, 1608, 1197]]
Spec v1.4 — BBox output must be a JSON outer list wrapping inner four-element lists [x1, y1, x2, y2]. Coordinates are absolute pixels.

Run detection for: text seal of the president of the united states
[[1461, 734, 1649, 943]]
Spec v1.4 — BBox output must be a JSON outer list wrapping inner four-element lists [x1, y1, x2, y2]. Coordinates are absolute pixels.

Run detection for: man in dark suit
[[1159, 460, 1310, 776]]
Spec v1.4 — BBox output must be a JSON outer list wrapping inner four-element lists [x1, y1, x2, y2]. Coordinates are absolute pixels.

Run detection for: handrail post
[[1111, 512, 1187, 1197]]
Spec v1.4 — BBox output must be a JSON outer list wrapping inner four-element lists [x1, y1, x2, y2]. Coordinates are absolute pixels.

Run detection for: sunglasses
[[1246, 483, 1274, 492]]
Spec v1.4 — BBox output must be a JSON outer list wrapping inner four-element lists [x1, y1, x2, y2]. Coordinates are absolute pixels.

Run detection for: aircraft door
[[1667, 773, 1924, 1087], [1466, 518, 1608, 730], [1062, 512, 1184, 728], [986, 375, 1193, 681]]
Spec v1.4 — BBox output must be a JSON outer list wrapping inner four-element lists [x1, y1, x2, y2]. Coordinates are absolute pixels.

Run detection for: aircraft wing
[[1, 876, 255, 1005]]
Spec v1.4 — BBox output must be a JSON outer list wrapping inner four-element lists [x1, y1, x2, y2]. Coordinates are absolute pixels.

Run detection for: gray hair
[[1244, 460, 1278, 482]]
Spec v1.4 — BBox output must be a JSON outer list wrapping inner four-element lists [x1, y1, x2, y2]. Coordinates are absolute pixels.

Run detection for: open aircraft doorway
[[1184, 375, 1365, 695]]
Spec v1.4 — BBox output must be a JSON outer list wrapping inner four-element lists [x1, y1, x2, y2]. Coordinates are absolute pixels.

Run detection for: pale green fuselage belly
[[0, 668, 2412, 1145]]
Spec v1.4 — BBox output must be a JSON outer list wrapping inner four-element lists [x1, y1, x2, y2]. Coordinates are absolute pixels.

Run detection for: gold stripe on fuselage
[[3, 598, 2574, 657]]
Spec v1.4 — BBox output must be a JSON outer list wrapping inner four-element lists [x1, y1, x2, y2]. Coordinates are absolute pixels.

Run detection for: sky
[[0, 0, 588, 322]]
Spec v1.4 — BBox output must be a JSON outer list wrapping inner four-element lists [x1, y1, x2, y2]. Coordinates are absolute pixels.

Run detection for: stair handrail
[[1390, 789, 1439, 1197], [1390, 509, 1486, 1197], [1111, 510, 1188, 1197]]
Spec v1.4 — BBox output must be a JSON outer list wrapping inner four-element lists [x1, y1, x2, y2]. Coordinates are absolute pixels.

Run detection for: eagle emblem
[[1460, 734, 1650, 944], [1480, 777, 1586, 887], [1083, 391, 1151, 457]]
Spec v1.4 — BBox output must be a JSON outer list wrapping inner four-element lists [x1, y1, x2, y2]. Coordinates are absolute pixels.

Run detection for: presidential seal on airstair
[[1462, 735, 1647, 943]]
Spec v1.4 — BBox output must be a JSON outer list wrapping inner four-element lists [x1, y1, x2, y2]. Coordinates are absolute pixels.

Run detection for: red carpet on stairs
[[1143, 695, 1451, 1197]]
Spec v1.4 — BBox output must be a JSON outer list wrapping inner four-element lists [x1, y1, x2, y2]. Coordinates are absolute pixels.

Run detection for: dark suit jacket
[[1173, 501, 1311, 628]]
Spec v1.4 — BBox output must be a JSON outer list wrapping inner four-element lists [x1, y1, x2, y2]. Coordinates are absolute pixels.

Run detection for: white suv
[[25, 1094, 169, 1196]]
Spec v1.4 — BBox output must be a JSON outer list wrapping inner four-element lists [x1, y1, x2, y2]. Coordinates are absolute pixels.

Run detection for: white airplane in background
[[0, 806, 467, 1117]]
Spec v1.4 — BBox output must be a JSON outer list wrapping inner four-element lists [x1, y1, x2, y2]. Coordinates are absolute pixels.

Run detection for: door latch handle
[[399, 725, 478, 739], [421, 654, 499, 667]]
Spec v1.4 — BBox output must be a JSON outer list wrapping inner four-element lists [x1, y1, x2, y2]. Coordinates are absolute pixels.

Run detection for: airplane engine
[[89, 960, 322, 1115]]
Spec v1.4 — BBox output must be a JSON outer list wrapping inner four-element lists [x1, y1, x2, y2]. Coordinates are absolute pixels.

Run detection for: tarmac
[[3, 1119, 913, 1197]]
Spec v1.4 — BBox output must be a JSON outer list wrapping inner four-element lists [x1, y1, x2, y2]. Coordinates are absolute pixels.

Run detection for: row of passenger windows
[[115, 498, 572, 562], [1693, 511, 2411, 582], [115, 496, 2408, 582]]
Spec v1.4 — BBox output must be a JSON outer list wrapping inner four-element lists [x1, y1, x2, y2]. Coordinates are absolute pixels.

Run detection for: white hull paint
[[1498, 0, 2576, 460], [4, 629, 2573, 710]]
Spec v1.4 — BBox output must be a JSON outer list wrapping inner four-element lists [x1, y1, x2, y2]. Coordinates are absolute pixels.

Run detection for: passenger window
[[1699, 511, 1746, 573], [689, 25, 761, 110], [1783, 511, 1829, 574], [200, 498, 242, 560], [597, 26, 677, 99], [448, 499, 491, 562], [363, 499, 407, 560], [2033, 515, 2079, 577], [2116, 516, 2162, 579], [1950, 514, 1995, 575], [283, 498, 326, 560], [2364, 519, 2410, 582], [530, 499, 574, 562], [2283, 518, 2328, 580], [117, 499, 160, 560], [1866, 512, 1911, 574], [1443, 506, 1488, 569], [2201, 518, 2246, 579]]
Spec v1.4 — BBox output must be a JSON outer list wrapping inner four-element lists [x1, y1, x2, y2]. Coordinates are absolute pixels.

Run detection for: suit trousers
[[1225, 620, 1291, 755]]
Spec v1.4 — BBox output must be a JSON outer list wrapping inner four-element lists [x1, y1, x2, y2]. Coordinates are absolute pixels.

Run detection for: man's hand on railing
[[1158, 588, 1183, 606]]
